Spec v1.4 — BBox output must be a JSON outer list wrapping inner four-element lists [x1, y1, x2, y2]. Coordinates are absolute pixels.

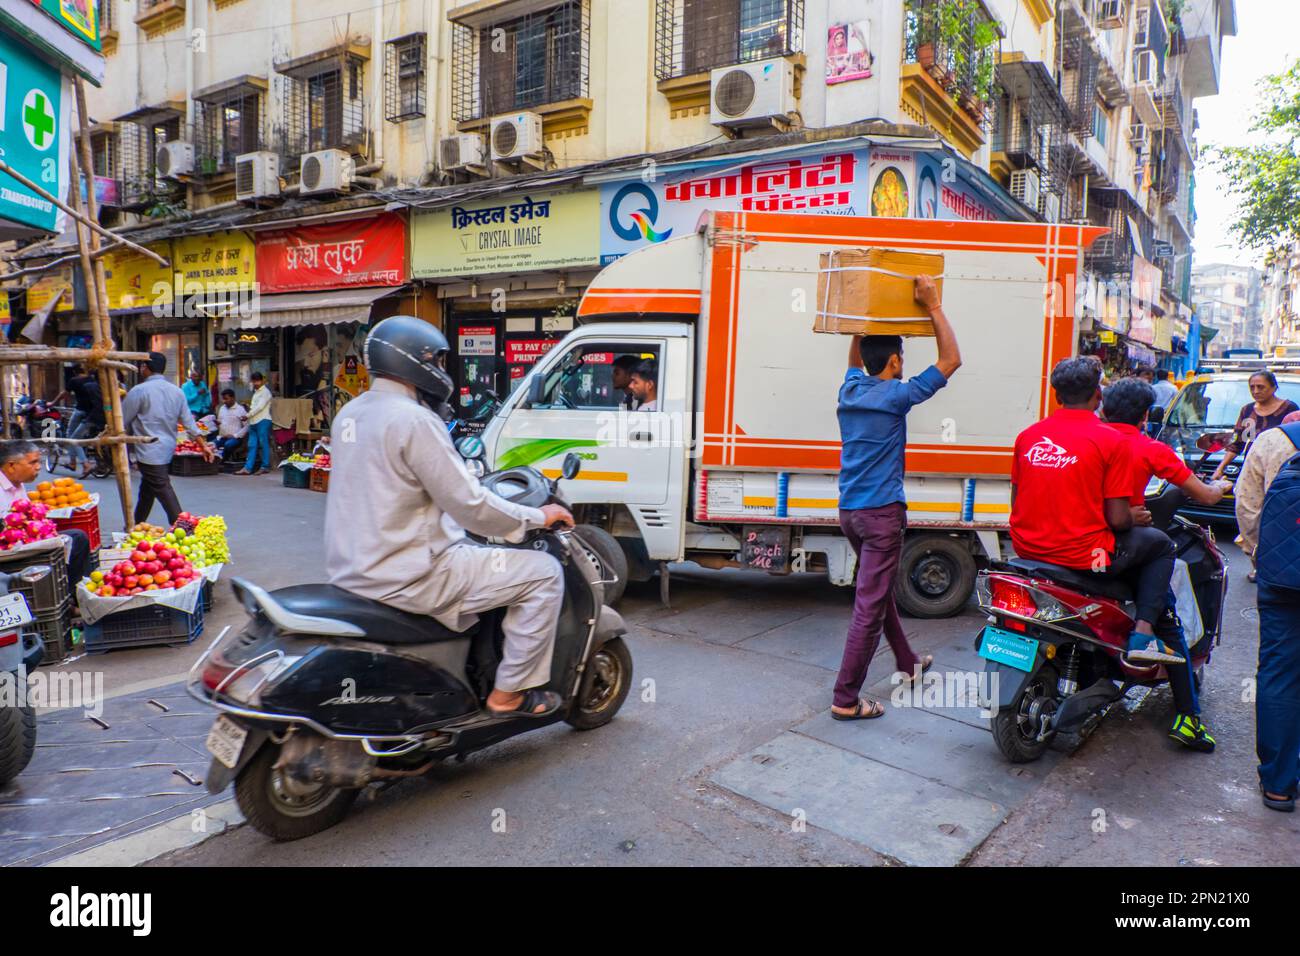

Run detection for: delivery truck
[[475, 210, 1105, 616]]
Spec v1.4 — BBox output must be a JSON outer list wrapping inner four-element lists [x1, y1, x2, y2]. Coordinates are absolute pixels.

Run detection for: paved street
[[2, 471, 1294, 866]]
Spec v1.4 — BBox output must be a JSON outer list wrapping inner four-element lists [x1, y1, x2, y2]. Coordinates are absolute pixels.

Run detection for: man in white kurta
[[324, 376, 568, 711]]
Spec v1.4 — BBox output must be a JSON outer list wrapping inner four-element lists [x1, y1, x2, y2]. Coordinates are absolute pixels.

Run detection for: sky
[[1192, 0, 1300, 269]]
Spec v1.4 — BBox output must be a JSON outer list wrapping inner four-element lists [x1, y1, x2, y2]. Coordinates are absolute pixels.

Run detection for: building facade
[[1191, 261, 1263, 356]]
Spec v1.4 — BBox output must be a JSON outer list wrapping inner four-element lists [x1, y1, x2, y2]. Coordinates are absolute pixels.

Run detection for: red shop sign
[[505, 339, 559, 365], [256, 213, 407, 292]]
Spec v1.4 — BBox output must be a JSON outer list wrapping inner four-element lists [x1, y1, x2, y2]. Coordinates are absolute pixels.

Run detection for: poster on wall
[[826, 21, 872, 84], [458, 326, 497, 356], [599, 149, 871, 263], [868, 150, 915, 218]]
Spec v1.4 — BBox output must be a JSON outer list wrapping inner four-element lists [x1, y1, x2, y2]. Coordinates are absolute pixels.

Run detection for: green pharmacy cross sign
[[0, 29, 67, 234]]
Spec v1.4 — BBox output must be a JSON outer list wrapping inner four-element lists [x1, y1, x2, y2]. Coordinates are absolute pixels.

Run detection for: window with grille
[[195, 93, 261, 175], [91, 132, 118, 179], [119, 116, 180, 204], [654, 0, 803, 81], [450, 0, 589, 123], [101, 0, 116, 33], [281, 56, 366, 160], [386, 34, 426, 122]]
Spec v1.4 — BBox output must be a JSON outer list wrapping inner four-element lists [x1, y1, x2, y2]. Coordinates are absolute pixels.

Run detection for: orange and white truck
[[478, 210, 1104, 615]]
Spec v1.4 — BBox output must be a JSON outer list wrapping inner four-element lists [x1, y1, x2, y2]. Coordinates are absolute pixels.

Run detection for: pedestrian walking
[[1234, 411, 1300, 582], [121, 352, 213, 525], [53, 365, 104, 478], [831, 276, 960, 721], [238, 371, 273, 475], [1211, 370, 1299, 483], [1251, 441, 1300, 813], [1152, 369, 1179, 410]]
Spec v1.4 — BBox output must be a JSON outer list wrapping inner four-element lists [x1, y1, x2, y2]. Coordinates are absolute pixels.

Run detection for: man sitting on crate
[[0, 440, 91, 589], [831, 276, 961, 722]]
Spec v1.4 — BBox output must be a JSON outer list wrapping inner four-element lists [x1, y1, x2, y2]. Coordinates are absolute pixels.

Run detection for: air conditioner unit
[[489, 112, 544, 162], [1096, 0, 1125, 30], [1039, 192, 1061, 223], [709, 57, 796, 129], [235, 151, 281, 202], [1009, 169, 1041, 210], [155, 141, 194, 179], [299, 149, 355, 196], [440, 133, 487, 172], [1129, 121, 1148, 143], [1134, 49, 1159, 86]]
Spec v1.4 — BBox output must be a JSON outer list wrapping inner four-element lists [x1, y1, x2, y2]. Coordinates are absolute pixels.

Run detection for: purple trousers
[[833, 503, 920, 709]]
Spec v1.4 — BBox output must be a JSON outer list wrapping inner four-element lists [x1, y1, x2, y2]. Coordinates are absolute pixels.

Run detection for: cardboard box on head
[[814, 248, 945, 336]]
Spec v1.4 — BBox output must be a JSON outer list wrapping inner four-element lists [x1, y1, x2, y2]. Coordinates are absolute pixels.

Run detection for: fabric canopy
[[223, 287, 392, 330]]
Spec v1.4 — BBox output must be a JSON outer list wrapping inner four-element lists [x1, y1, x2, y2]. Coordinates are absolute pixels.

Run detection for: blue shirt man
[[830, 275, 961, 722], [182, 369, 212, 417]]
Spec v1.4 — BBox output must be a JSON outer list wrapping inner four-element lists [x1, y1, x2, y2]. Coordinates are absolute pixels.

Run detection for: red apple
[[138, 574, 154, 586], [144, 584, 158, 591], [99, 585, 115, 597], [168, 558, 185, 571], [124, 575, 139, 589], [129, 587, 143, 595], [130, 550, 147, 564], [159, 581, 175, 589], [155, 570, 171, 584]]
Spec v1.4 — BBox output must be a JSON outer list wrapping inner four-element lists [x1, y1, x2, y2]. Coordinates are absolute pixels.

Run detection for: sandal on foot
[[899, 654, 935, 686], [1260, 783, 1296, 812], [831, 698, 885, 721], [488, 688, 562, 719]]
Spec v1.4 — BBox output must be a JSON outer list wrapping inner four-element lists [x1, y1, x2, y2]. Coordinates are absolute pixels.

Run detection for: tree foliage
[[1215, 59, 1300, 251]]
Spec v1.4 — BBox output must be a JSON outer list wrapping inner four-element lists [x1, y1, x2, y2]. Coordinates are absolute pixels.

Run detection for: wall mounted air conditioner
[[1134, 49, 1159, 86], [235, 151, 281, 201], [441, 133, 487, 172], [709, 57, 796, 130], [1096, 0, 1125, 30], [156, 141, 195, 179], [1040, 193, 1062, 223], [1009, 169, 1041, 210], [299, 148, 355, 195], [489, 112, 544, 162]]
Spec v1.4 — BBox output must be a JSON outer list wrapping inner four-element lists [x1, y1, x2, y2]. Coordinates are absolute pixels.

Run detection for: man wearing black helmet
[[324, 316, 575, 718]]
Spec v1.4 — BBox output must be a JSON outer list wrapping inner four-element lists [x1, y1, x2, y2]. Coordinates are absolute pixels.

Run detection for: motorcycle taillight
[[991, 579, 1038, 618]]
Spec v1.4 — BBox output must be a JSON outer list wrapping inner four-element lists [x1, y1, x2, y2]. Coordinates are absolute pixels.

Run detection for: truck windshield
[[1159, 379, 1300, 458]]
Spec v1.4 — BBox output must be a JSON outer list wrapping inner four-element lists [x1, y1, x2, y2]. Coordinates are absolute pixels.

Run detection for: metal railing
[[653, 0, 803, 81]]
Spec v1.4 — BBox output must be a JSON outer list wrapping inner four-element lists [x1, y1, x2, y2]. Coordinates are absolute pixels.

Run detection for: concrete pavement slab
[[711, 731, 1009, 866]]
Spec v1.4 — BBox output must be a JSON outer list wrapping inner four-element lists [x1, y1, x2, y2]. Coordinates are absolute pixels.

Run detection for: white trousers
[[436, 545, 564, 693]]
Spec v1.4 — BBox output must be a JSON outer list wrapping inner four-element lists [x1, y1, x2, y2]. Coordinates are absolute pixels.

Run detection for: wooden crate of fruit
[[309, 468, 330, 493]]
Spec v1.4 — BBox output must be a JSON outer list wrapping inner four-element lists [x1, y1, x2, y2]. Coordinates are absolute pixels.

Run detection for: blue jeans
[[216, 435, 242, 459], [1256, 582, 1300, 799], [244, 419, 272, 472]]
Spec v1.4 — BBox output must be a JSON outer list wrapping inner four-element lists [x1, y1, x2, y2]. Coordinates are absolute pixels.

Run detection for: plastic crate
[[309, 468, 330, 493], [7, 562, 70, 617], [202, 577, 214, 612], [170, 455, 221, 477], [53, 503, 102, 551], [282, 466, 311, 489], [84, 599, 205, 652], [29, 607, 75, 665]]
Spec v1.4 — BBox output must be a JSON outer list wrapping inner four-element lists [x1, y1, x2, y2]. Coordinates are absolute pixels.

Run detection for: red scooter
[[975, 484, 1227, 762]]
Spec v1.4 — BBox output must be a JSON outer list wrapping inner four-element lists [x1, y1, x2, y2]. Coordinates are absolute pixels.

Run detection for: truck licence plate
[[977, 625, 1040, 673], [0, 592, 34, 630], [205, 715, 248, 769]]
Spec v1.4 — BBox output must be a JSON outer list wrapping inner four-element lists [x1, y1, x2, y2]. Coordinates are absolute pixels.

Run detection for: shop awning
[[225, 287, 395, 330]]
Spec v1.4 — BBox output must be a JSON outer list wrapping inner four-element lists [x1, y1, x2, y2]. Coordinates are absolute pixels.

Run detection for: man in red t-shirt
[[1100, 377, 1231, 752], [1010, 358, 1182, 665]]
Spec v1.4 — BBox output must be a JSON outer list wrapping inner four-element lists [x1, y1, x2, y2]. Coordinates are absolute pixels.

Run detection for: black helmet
[[363, 316, 454, 411]]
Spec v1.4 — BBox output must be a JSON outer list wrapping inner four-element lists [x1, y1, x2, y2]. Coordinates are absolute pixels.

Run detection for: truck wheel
[[234, 743, 358, 841], [894, 535, 977, 619], [0, 671, 37, 786], [575, 525, 628, 604]]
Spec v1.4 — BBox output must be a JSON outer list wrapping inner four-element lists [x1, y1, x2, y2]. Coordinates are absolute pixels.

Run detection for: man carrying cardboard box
[[831, 276, 961, 721]]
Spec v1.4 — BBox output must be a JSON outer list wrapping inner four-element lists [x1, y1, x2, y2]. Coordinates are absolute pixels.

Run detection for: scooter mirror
[[562, 452, 582, 481]]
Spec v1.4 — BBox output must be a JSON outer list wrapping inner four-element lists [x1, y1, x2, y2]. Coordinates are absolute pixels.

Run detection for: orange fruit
[[36, 482, 52, 493], [27, 492, 39, 501]]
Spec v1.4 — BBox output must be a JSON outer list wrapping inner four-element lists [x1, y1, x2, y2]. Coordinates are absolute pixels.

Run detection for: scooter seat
[[1004, 558, 1135, 603], [270, 585, 476, 645]]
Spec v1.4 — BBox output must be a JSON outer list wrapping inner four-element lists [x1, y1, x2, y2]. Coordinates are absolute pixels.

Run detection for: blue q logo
[[609, 182, 674, 244]]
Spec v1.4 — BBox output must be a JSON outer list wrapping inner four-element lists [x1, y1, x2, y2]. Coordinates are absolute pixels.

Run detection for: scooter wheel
[[992, 663, 1059, 763], [0, 671, 36, 785], [566, 637, 632, 731], [234, 743, 359, 841]]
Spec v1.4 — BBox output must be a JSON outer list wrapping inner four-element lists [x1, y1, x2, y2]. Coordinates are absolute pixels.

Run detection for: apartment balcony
[[1176, 0, 1236, 98], [1057, 0, 1128, 107], [990, 55, 1069, 186]]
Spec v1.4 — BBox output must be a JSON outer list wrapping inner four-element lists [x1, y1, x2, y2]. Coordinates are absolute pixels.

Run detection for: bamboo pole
[[0, 158, 169, 267], [32, 435, 156, 446], [0, 349, 149, 364]]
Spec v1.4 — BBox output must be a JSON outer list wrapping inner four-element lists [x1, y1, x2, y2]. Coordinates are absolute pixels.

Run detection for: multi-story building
[[1260, 242, 1300, 351], [3, 0, 1234, 421], [1191, 261, 1263, 355]]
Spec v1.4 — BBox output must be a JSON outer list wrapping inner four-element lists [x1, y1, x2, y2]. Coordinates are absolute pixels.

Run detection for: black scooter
[[189, 454, 632, 841]]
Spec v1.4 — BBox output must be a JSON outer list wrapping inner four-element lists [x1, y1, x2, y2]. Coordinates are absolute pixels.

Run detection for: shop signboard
[[26, 263, 76, 312], [172, 230, 255, 292], [505, 338, 559, 365], [0, 29, 71, 234], [412, 190, 599, 278], [104, 242, 172, 310], [458, 325, 496, 356], [1129, 255, 1161, 346], [599, 150, 870, 264], [257, 213, 406, 292], [29, 0, 101, 50]]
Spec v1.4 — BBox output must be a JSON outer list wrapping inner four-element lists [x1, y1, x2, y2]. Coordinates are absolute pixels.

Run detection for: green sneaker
[[1169, 714, 1215, 753]]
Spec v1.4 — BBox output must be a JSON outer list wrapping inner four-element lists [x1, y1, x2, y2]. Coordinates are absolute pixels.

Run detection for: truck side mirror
[[526, 375, 547, 408], [562, 452, 582, 480]]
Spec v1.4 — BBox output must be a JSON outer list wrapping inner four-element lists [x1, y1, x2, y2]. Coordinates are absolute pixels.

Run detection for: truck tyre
[[0, 670, 37, 786], [894, 534, 977, 619], [575, 525, 628, 604]]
